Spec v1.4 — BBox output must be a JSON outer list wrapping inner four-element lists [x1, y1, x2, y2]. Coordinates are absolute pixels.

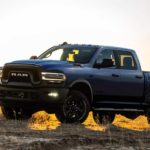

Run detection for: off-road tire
[[145, 108, 150, 124], [55, 90, 90, 123], [123, 112, 139, 120]]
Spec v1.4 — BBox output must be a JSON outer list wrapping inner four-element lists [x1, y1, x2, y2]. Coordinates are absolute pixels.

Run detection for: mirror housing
[[30, 55, 38, 59], [94, 59, 114, 68]]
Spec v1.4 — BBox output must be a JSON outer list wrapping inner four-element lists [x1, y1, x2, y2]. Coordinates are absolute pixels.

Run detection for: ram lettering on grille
[[10, 72, 29, 77]]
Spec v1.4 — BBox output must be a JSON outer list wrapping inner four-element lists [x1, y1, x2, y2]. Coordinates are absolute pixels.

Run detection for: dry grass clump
[[28, 111, 60, 130], [28, 111, 150, 131], [114, 115, 150, 131]]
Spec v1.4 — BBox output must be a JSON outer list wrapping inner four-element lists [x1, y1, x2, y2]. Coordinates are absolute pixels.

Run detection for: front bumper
[[0, 86, 69, 113]]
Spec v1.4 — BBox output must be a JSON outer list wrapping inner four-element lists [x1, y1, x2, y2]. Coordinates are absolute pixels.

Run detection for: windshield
[[38, 47, 97, 64]]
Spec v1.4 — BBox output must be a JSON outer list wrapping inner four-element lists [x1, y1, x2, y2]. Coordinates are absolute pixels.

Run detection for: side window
[[97, 49, 116, 66], [115, 51, 137, 70]]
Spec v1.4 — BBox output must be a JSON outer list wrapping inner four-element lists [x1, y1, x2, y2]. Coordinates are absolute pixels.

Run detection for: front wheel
[[93, 111, 115, 125], [55, 90, 90, 123]]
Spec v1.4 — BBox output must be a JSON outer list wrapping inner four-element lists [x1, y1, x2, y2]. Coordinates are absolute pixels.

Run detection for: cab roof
[[57, 43, 135, 53]]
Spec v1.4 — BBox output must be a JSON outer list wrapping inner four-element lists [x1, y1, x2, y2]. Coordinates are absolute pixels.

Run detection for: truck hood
[[10, 59, 77, 70]]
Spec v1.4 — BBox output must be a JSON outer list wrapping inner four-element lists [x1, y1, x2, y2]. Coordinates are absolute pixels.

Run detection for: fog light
[[48, 92, 58, 97]]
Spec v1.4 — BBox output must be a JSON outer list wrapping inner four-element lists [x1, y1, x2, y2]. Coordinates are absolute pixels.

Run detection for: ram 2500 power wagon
[[0, 43, 150, 124]]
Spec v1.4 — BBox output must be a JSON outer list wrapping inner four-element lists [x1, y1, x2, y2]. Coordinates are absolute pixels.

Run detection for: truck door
[[92, 49, 121, 97], [114, 50, 144, 97]]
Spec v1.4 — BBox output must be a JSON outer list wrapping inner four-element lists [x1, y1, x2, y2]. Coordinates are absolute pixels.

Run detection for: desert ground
[[0, 110, 150, 150]]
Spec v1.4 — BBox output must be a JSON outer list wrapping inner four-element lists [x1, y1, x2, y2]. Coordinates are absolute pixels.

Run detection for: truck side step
[[93, 108, 144, 112]]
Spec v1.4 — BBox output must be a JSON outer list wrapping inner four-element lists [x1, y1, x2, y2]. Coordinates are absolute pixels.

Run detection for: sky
[[0, 0, 150, 70]]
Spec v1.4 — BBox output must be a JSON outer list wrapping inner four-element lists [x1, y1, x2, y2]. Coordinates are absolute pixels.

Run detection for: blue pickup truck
[[0, 42, 150, 124]]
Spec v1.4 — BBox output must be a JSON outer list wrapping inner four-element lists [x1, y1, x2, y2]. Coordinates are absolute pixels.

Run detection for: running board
[[95, 101, 148, 106], [93, 108, 144, 112]]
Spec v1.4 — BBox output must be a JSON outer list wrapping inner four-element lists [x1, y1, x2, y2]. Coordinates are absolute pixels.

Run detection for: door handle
[[112, 74, 119, 77], [135, 75, 143, 79]]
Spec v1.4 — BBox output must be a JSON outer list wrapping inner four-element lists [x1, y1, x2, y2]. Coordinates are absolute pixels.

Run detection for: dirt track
[[0, 111, 150, 150]]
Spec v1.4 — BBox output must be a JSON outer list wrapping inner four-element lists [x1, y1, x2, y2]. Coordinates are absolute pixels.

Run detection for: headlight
[[41, 72, 66, 83]]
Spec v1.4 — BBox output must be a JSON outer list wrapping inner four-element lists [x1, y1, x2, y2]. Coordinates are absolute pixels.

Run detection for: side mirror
[[30, 55, 38, 59], [95, 59, 114, 68]]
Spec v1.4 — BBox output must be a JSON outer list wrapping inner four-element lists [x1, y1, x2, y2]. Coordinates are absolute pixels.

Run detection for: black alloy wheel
[[55, 90, 90, 123]]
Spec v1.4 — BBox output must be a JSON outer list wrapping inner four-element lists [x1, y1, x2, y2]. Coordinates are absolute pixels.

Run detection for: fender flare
[[69, 80, 93, 103]]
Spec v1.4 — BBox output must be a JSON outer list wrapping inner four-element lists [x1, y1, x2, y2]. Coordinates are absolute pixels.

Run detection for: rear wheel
[[55, 90, 90, 123], [93, 111, 115, 125], [147, 116, 150, 124], [123, 112, 139, 120], [145, 108, 150, 124]]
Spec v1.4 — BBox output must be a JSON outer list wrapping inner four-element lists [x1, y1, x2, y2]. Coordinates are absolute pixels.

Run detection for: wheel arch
[[69, 80, 93, 104]]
